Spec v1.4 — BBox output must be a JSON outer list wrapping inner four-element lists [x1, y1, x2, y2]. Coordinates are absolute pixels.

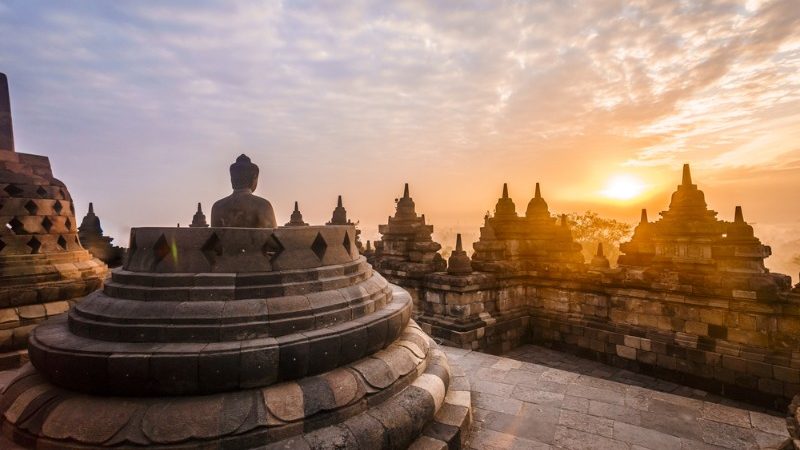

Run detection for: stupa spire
[[447, 233, 472, 275], [640, 208, 648, 224], [0, 72, 14, 152], [286, 200, 308, 226], [502, 183, 508, 199], [734, 205, 744, 223], [682, 164, 692, 186], [328, 195, 349, 225], [88, 202, 95, 214], [535, 182, 541, 199], [403, 183, 409, 199], [189, 202, 209, 228], [590, 242, 611, 269]]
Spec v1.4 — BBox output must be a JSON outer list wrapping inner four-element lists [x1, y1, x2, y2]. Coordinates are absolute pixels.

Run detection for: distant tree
[[566, 211, 633, 266]]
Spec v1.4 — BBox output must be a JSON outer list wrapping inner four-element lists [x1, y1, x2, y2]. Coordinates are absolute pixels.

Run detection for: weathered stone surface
[[0, 73, 108, 367]]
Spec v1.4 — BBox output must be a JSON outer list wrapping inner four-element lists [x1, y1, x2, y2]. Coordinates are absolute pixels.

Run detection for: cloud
[[0, 0, 798, 272]]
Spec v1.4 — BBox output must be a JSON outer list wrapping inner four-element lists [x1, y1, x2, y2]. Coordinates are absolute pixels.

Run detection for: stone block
[[616, 345, 637, 360]]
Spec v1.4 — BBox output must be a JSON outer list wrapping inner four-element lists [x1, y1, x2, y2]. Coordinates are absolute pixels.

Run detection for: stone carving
[[210, 154, 276, 228], [0, 155, 471, 449], [78, 202, 125, 267], [0, 73, 107, 369]]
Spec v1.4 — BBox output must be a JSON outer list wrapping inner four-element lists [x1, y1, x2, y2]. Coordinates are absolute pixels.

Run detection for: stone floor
[[444, 345, 789, 450], [0, 346, 790, 450]]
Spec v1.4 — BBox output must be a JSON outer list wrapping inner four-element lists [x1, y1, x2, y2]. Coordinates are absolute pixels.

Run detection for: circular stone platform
[[0, 225, 471, 449]]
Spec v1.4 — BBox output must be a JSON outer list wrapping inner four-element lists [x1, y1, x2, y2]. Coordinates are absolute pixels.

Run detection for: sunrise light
[[600, 174, 646, 201]]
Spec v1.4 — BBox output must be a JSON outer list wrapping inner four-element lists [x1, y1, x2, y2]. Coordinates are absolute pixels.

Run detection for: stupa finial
[[328, 196, 349, 225], [640, 208, 648, 224], [88, 202, 95, 214], [734, 205, 744, 223], [286, 200, 308, 226], [502, 183, 508, 199], [682, 163, 692, 186], [535, 182, 541, 199], [596, 242, 604, 257], [0, 72, 13, 152], [190, 202, 209, 227], [403, 183, 409, 199], [447, 233, 472, 275]]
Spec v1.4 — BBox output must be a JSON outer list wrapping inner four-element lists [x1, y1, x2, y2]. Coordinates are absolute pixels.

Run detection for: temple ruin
[[376, 168, 800, 413]]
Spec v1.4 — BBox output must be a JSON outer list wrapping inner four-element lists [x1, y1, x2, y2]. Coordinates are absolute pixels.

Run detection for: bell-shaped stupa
[[0, 73, 107, 369], [0, 154, 471, 449]]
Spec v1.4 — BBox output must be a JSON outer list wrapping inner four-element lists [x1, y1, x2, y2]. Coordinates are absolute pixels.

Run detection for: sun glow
[[600, 174, 646, 201]]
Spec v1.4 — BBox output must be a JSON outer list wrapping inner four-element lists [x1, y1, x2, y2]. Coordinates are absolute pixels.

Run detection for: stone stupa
[[0, 154, 471, 449], [0, 73, 107, 369], [77, 202, 125, 267], [471, 182, 584, 274]]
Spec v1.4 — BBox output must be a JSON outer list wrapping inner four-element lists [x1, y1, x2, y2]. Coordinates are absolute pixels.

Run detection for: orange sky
[[1, 1, 798, 276]]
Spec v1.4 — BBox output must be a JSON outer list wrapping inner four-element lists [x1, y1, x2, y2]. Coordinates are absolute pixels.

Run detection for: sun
[[600, 174, 646, 201]]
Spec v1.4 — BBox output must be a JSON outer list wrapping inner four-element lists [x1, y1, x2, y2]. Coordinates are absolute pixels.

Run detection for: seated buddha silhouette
[[210, 154, 277, 228]]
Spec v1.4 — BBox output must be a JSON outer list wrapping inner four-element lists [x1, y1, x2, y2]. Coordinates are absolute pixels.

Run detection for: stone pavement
[[0, 345, 789, 449], [444, 345, 789, 450]]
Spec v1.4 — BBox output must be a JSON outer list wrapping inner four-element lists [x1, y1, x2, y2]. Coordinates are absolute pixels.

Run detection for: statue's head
[[230, 154, 259, 191]]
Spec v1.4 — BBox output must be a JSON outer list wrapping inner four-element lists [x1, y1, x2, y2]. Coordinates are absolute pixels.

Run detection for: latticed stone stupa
[[0, 73, 107, 369], [0, 154, 471, 449]]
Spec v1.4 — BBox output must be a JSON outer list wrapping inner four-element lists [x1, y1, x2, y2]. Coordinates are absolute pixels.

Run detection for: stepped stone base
[[0, 321, 471, 449]]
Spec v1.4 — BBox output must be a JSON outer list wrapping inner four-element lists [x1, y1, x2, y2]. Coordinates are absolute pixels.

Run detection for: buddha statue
[[210, 154, 277, 228]]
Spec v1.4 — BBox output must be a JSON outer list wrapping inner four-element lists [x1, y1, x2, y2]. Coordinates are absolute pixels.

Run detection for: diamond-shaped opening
[[311, 232, 327, 261], [4, 184, 23, 197], [201, 232, 222, 266], [27, 236, 41, 254], [262, 234, 284, 261], [24, 200, 38, 215], [36, 186, 48, 198], [153, 234, 171, 267], [41, 216, 53, 232], [7, 217, 24, 234], [0, 239, 5, 253], [342, 231, 352, 255], [57, 235, 67, 250], [53, 200, 63, 215], [65, 218, 72, 231]]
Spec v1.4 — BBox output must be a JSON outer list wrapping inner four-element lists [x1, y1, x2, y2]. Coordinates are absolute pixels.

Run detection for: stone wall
[[411, 269, 800, 410]]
